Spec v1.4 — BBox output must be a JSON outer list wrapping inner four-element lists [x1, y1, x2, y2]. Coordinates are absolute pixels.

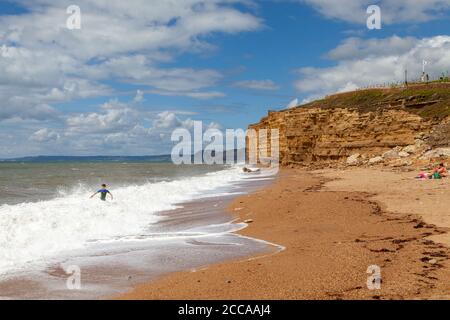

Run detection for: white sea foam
[[0, 166, 246, 275]]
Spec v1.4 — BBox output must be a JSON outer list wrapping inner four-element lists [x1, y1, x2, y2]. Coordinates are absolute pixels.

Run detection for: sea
[[0, 156, 278, 299]]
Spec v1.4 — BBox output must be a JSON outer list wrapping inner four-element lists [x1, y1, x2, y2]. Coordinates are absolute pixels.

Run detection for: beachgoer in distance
[[416, 163, 447, 180], [90, 184, 113, 201], [434, 163, 448, 178], [416, 171, 429, 179]]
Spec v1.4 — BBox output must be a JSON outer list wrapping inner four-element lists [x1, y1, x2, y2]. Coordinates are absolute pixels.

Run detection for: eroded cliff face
[[249, 107, 433, 166], [247, 83, 450, 166]]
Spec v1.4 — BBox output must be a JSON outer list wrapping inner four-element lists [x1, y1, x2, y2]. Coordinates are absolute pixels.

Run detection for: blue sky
[[0, 0, 449, 157]]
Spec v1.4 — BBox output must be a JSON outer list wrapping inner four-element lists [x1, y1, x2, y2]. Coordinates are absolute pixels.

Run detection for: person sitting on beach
[[416, 171, 430, 179], [416, 164, 448, 180], [435, 163, 448, 178], [90, 184, 113, 201]]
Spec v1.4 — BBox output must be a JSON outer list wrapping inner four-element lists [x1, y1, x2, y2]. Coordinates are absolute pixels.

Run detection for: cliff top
[[298, 82, 450, 121]]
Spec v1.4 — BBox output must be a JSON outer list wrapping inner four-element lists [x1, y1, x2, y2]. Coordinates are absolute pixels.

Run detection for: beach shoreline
[[0, 166, 276, 300], [118, 168, 450, 300]]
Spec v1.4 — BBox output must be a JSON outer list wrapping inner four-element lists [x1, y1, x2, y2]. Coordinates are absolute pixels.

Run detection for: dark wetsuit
[[98, 189, 110, 201]]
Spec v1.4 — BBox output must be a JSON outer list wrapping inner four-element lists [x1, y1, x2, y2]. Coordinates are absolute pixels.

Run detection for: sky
[[0, 0, 449, 157]]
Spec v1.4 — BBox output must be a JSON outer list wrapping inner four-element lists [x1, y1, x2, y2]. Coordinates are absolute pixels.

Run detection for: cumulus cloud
[[133, 90, 144, 104], [5, 0, 262, 60], [300, 0, 450, 24], [232, 79, 279, 90], [0, 0, 262, 124], [152, 111, 191, 130], [66, 100, 138, 134], [30, 128, 60, 142], [81, 54, 225, 94], [44, 98, 220, 155], [0, 101, 58, 121], [326, 36, 418, 61], [0, 0, 262, 156], [294, 35, 450, 99]]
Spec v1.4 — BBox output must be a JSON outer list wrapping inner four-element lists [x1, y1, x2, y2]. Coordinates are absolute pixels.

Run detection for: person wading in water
[[90, 184, 113, 201]]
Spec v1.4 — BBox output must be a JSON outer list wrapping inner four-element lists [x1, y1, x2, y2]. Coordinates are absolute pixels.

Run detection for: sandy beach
[[118, 168, 450, 300]]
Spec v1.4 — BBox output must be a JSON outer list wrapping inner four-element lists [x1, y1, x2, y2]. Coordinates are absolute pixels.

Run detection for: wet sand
[[118, 168, 450, 300]]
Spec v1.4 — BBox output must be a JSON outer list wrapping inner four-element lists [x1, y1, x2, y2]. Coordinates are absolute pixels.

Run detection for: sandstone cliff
[[248, 83, 450, 167]]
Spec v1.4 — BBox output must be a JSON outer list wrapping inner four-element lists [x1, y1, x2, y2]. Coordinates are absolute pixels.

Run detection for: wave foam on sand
[[0, 166, 251, 276]]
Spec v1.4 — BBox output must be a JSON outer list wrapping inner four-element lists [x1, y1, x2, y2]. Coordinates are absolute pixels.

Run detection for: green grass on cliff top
[[302, 83, 450, 121]]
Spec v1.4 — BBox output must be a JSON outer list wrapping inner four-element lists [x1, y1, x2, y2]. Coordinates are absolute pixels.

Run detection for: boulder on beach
[[346, 154, 360, 166], [402, 145, 417, 154], [382, 149, 400, 159], [421, 148, 450, 159], [369, 156, 384, 165]]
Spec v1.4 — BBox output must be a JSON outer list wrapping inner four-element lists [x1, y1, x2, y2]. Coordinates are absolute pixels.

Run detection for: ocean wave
[[0, 166, 245, 275]]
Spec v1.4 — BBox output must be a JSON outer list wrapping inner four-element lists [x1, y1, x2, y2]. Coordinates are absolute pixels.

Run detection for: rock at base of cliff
[[389, 159, 413, 167], [402, 145, 417, 154], [421, 148, 450, 159], [382, 149, 400, 159], [346, 154, 360, 166], [369, 156, 384, 165]]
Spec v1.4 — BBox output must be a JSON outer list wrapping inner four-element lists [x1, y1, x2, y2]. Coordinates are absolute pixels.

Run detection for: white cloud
[[232, 79, 279, 90], [326, 36, 418, 60], [0, 0, 262, 124], [286, 98, 299, 109], [42, 99, 220, 155], [30, 128, 60, 142], [66, 99, 138, 134], [6, 0, 262, 60], [0, 0, 262, 155], [83, 54, 225, 94], [0, 100, 58, 121], [133, 90, 144, 103], [152, 111, 189, 130], [300, 0, 450, 24], [294, 35, 450, 99], [147, 89, 226, 100], [0, 0, 262, 156]]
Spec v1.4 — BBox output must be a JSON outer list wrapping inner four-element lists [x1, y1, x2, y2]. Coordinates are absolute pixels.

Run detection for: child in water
[[90, 184, 113, 201]]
